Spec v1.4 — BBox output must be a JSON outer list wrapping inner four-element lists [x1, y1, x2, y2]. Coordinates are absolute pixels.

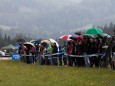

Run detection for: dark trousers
[[52, 57, 58, 65], [63, 55, 67, 65], [59, 57, 62, 66], [76, 57, 85, 67], [89, 57, 95, 67], [45, 56, 51, 65], [31, 53, 35, 64], [40, 57, 45, 65], [94, 56, 101, 67], [71, 57, 77, 66], [26, 56, 31, 64], [59, 55, 67, 66], [68, 56, 72, 66], [22, 56, 26, 62]]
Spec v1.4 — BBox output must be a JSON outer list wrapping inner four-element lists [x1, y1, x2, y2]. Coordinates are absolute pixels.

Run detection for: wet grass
[[0, 60, 115, 86]]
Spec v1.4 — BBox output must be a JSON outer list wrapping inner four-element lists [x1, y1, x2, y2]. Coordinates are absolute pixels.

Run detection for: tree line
[[99, 22, 115, 36], [0, 29, 32, 48]]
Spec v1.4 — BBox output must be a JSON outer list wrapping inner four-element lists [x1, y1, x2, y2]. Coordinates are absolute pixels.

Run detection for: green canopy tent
[[1, 44, 17, 50]]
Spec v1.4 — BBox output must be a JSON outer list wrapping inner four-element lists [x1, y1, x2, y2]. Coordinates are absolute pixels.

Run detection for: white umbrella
[[49, 39, 59, 47], [24, 42, 35, 47], [49, 38, 59, 51], [98, 33, 111, 38]]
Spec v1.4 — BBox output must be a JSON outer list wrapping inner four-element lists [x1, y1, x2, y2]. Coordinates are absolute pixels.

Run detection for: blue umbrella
[[34, 39, 42, 44]]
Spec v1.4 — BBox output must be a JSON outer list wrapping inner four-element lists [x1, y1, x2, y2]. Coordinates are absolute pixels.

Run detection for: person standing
[[71, 41, 77, 66], [62, 45, 67, 66], [58, 46, 63, 66], [31, 46, 36, 64], [21, 44, 28, 63], [1, 50, 5, 59], [52, 43, 58, 65], [89, 38, 98, 67], [76, 39, 85, 67], [67, 41, 73, 66]]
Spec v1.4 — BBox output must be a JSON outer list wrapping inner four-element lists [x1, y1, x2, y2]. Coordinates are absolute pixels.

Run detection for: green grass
[[0, 61, 115, 86]]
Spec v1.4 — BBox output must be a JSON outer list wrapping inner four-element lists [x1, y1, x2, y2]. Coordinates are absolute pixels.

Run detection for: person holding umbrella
[[30, 46, 36, 64], [76, 37, 85, 67], [21, 44, 28, 63], [67, 40, 73, 66]]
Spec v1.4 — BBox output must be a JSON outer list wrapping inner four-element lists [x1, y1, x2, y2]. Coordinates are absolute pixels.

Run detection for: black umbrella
[[70, 36, 77, 41], [23, 42, 35, 50], [75, 32, 83, 35], [82, 34, 94, 39]]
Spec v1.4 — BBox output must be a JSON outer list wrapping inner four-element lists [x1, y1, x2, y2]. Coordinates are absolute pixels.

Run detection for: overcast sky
[[0, 0, 114, 38]]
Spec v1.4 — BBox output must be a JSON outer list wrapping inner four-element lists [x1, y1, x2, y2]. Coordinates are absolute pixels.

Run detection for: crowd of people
[[17, 35, 115, 69]]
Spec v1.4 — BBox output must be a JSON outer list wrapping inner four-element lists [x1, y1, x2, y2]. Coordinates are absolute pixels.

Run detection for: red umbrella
[[59, 35, 72, 41]]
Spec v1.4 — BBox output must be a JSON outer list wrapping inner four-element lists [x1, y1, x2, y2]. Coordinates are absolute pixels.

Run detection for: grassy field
[[0, 61, 115, 86]]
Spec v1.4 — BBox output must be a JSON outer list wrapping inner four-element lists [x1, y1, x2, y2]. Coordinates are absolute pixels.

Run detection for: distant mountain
[[0, 0, 115, 39]]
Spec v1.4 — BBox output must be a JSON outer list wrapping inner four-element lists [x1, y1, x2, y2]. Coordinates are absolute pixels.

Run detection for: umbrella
[[59, 35, 72, 41], [49, 38, 60, 51], [23, 42, 35, 47], [41, 40, 51, 47], [41, 40, 52, 54], [75, 32, 83, 35], [82, 34, 94, 39], [49, 39, 59, 47], [41, 40, 51, 44], [98, 33, 111, 38], [70, 36, 77, 41], [85, 27, 103, 35], [34, 39, 42, 44], [30, 40, 35, 43]]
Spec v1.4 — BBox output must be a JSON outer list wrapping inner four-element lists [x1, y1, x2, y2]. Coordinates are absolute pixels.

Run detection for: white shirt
[[1, 51, 5, 56]]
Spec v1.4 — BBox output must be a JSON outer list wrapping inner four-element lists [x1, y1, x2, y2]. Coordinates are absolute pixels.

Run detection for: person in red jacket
[[67, 41, 73, 66]]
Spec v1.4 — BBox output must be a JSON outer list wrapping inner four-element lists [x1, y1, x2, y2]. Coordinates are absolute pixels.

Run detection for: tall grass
[[0, 61, 115, 86]]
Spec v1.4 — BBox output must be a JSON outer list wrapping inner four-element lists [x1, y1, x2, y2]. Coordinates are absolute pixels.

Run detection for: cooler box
[[12, 52, 20, 61]]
